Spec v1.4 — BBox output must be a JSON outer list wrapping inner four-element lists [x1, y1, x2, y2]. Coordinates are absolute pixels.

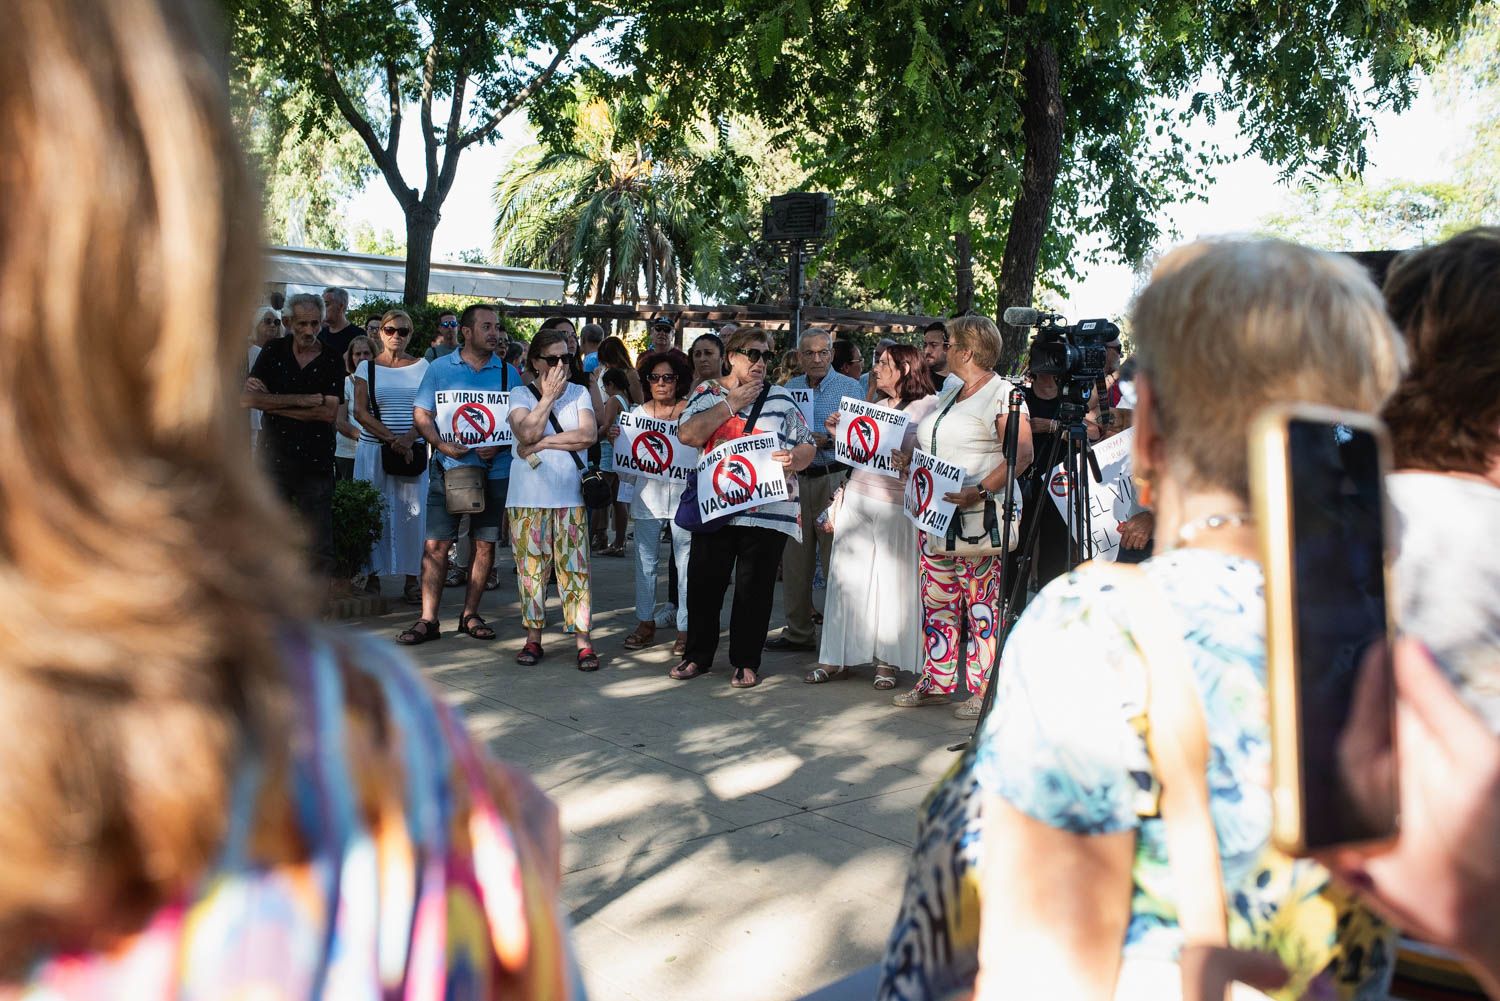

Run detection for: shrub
[[332, 478, 385, 579], [353, 295, 537, 358]]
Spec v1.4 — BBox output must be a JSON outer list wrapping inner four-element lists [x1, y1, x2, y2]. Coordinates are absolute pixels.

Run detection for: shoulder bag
[[527, 383, 612, 511], [674, 383, 772, 534], [927, 383, 1021, 557], [368, 358, 429, 478]]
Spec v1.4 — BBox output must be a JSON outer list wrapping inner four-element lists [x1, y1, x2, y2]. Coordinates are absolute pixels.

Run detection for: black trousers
[[684, 525, 788, 672], [270, 465, 336, 577]]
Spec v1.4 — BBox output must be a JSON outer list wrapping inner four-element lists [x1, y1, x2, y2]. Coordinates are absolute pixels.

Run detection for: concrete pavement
[[351, 536, 975, 1001]]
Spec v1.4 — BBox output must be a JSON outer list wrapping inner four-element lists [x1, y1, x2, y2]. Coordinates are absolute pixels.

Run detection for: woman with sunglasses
[[247, 304, 281, 448], [508, 330, 601, 670], [672, 329, 817, 688], [614, 349, 696, 653], [353, 310, 430, 605]]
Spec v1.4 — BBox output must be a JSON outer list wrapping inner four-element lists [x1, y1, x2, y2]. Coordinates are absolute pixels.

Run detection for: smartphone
[[1250, 404, 1398, 855]]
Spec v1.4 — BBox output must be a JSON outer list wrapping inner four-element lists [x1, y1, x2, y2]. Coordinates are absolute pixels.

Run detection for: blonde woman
[[246, 304, 281, 446], [353, 309, 429, 603], [879, 240, 1407, 1001], [0, 0, 573, 994]]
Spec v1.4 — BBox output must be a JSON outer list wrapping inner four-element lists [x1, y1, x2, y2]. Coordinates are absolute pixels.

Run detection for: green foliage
[[1261, 180, 1478, 250], [332, 479, 384, 579], [352, 295, 535, 358], [351, 223, 408, 258]]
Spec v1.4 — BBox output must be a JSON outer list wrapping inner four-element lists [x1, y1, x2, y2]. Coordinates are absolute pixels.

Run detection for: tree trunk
[[996, 38, 1064, 371], [403, 203, 440, 305], [954, 230, 975, 314]]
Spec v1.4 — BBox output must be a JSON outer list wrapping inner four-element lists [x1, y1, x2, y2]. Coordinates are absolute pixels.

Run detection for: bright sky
[[342, 74, 1466, 319]]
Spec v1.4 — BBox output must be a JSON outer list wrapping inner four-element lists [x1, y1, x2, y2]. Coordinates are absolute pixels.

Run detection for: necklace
[[1175, 512, 1254, 546]]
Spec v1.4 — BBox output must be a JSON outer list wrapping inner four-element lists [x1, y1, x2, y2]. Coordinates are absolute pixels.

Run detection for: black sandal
[[396, 619, 441, 645], [517, 640, 544, 666], [577, 648, 600, 672], [457, 613, 496, 641]]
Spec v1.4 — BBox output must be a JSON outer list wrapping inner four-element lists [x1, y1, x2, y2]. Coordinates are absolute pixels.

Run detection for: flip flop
[[669, 661, 708, 681], [731, 667, 760, 689]]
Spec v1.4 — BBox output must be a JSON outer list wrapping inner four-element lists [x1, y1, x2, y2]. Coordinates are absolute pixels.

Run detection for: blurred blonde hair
[[1131, 238, 1407, 497], [0, 0, 305, 970], [946, 315, 1003, 370]]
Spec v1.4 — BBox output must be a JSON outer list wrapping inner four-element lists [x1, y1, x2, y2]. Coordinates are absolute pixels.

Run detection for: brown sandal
[[672, 632, 687, 656], [623, 622, 657, 650], [731, 667, 760, 689], [669, 661, 708, 680], [396, 619, 441, 645]]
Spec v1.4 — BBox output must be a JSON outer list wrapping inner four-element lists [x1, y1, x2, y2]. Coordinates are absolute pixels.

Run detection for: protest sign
[[786, 387, 816, 431], [1047, 428, 1139, 560], [833, 398, 910, 477], [695, 432, 789, 521], [434, 389, 512, 448], [903, 448, 965, 537], [612, 411, 696, 483]]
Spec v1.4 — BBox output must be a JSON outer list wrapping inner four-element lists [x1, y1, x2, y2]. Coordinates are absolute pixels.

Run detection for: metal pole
[[790, 242, 804, 347]]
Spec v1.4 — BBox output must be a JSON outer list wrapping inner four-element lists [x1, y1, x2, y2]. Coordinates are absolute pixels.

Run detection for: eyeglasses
[[801, 348, 832, 359], [733, 348, 774, 364], [647, 372, 678, 384], [537, 353, 575, 367], [261, 316, 282, 325], [438, 319, 459, 328], [381, 325, 412, 336]]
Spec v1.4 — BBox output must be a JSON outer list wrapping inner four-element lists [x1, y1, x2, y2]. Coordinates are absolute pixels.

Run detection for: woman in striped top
[[353, 310, 430, 604]]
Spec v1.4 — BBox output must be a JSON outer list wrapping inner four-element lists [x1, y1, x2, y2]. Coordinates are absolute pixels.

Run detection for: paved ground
[[348, 536, 975, 1001]]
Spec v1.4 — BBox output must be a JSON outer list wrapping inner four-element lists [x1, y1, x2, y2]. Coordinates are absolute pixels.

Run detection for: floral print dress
[[879, 550, 1392, 1001]]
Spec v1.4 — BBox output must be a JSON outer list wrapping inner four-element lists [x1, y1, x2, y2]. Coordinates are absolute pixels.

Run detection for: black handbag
[[369, 357, 428, 477], [527, 384, 613, 511]]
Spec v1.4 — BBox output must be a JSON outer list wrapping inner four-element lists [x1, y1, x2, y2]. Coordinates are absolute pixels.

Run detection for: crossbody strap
[[1086, 562, 1229, 949], [367, 357, 380, 421], [743, 382, 772, 434], [528, 383, 587, 471]]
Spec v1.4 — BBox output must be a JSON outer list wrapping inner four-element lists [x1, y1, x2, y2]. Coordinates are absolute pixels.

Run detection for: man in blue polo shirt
[[398, 303, 523, 646]]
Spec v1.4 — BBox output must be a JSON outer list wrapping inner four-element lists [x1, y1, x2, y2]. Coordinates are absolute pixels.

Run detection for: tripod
[[950, 381, 1104, 750]]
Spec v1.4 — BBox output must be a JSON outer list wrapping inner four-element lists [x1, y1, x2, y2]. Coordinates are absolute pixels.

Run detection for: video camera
[[1002, 307, 1118, 387]]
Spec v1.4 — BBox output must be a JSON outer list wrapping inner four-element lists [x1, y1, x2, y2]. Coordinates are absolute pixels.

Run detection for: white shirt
[[915, 375, 1026, 486], [335, 375, 358, 459], [506, 382, 595, 509]]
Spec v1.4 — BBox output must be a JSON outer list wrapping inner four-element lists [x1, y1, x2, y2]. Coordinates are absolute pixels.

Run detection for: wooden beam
[[495, 301, 944, 333]]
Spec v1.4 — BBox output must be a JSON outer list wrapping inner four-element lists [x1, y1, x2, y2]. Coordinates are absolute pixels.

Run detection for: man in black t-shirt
[[316, 286, 360, 355], [245, 291, 345, 579]]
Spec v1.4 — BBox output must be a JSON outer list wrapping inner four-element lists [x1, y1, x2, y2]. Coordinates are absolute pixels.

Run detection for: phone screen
[[1287, 418, 1396, 848]]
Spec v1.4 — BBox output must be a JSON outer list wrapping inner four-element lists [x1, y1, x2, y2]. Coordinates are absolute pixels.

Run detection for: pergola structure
[[499, 301, 943, 337]]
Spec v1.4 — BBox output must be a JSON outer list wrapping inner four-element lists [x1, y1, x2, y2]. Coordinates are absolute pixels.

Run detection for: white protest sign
[[833, 398, 910, 478], [787, 387, 816, 430], [1047, 427, 1138, 560], [612, 411, 697, 483], [903, 448, 965, 538], [695, 432, 788, 521], [434, 389, 512, 449]]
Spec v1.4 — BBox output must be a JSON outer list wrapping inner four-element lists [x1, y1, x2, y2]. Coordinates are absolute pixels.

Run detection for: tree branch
[[310, 0, 413, 208], [419, 38, 440, 202], [456, 24, 590, 150], [385, 58, 402, 162], [436, 56, 471, 203]]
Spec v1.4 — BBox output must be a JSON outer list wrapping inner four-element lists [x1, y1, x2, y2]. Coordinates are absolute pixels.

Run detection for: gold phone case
[[1249, 403, 1399, 856]]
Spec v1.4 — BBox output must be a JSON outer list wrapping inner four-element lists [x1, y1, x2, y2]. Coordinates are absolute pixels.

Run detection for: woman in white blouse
[[353, 310, 429, 604], [508, 331, 601, 671], [893, 315, 1032, 718], [611, 349, 695, 654], [810, 344, 939, 689]]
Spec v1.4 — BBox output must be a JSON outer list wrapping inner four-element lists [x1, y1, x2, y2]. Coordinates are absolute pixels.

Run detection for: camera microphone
[[1002, 306, 1040, 326]]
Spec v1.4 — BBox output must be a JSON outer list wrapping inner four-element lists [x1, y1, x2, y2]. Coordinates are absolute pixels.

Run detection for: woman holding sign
[[353, 310, 430, 604], [810, 344, 938, 689], [894, 315, 1032, 718], [671, 329, 817, 689], [611, 349, 696, 653]]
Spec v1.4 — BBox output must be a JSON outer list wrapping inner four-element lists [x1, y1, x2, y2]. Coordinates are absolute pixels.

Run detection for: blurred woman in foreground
[[879, 240, 1406, 1001], [0, 0, 574, 995]]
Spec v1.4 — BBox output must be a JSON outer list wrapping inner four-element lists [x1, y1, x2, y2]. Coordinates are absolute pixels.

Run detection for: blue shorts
[[424, 465, 510, 542]]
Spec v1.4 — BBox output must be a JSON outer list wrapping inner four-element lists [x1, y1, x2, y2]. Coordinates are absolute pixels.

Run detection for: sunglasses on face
[[438, 319, 459, 328], [647, 372, 678, 384], [262, 316, 281, 325], [734, 348, 774, 364], [382, 325, 412, 336], [537, 353, 575, 367]]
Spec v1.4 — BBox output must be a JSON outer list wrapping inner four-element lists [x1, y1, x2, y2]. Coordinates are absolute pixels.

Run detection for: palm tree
[[492, 97, 724, 305]]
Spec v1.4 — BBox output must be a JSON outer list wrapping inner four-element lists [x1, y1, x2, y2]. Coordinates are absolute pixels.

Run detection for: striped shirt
[[682, 380, 816, 542], [785, 369, 863, 467], [354, 358, 428, 445]]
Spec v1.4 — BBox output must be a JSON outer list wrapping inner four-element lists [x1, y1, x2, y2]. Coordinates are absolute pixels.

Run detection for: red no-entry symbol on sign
[[452, 403, 496, 445], [1049, 470, 1073, 498], [846, 415, 880, 463], [712, 455, 758, 503], [633, 430, 673, 474], [912, 467, 935, 514]]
